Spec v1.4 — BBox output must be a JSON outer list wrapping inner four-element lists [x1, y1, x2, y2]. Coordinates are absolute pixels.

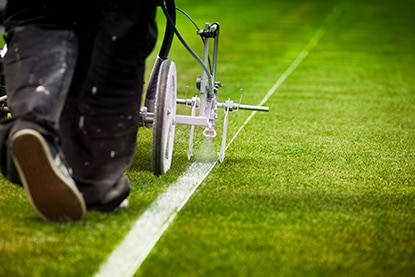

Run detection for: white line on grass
[[94, 6, 340, 277], [95, 162, 215, 277]]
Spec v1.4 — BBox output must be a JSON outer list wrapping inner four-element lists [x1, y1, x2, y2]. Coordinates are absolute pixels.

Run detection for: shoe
[[11, 129, 86, 223]]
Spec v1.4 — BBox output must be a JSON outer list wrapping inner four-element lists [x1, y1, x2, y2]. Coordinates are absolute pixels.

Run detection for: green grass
[[1, 0, 415, 276]]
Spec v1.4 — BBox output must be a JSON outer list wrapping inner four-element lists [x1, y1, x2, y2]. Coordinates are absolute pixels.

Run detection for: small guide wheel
[[152, 59, 177, 176]]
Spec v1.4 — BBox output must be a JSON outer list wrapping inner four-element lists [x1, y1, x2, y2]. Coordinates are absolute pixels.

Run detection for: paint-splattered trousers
[[0, 1, 158, 211]]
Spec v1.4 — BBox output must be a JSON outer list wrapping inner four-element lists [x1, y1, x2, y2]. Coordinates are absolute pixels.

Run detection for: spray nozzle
[[203, 126, 217, 140]]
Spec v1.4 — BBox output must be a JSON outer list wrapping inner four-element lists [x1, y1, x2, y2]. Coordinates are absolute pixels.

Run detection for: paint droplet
[[79, 116, 85, 129], [36, 86, 50, 95], [92, 86, 98, 96]]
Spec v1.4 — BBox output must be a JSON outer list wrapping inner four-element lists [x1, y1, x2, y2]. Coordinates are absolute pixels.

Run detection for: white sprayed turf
[[94, 7, 340, 277]]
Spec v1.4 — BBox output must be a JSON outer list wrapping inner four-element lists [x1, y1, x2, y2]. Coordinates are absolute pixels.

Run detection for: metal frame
[[141, 0, 269, 166]]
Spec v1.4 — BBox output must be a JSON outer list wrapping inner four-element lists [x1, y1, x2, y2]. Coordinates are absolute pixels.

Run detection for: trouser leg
[[0, 26, 78, 184], [60, 1, 157, 211]]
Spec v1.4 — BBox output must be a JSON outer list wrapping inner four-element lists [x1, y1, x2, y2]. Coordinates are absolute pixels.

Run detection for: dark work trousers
[[0, 1, 157, 211]]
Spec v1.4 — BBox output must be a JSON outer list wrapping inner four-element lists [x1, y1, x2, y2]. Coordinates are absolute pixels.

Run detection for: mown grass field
[[1, 0, 415, 276]]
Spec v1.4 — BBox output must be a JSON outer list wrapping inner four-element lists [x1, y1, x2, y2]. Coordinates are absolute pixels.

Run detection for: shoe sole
[[12, 130, 86, 223]]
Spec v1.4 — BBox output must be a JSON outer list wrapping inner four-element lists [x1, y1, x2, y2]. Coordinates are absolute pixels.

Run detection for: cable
[[160, 4, 212, 78], [176, 7, 200, 31]]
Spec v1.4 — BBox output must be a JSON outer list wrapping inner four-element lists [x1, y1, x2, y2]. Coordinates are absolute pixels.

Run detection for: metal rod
[[212, 24, 220, 82], [217, 102, 269, 112], [177, 98, 269, 112], [175, 115, 208, 126]]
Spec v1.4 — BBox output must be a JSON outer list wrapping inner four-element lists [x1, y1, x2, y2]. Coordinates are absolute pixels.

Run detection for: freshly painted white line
[[95, 162, 216, 277], [95, 6, 340, 277]]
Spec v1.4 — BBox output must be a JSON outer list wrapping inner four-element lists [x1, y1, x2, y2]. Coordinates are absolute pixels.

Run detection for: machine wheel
[[152, 59, 177, 176]]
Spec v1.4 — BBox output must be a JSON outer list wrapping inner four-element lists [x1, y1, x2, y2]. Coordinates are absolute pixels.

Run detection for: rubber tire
[[152, 60, 177, 176]]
